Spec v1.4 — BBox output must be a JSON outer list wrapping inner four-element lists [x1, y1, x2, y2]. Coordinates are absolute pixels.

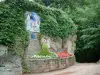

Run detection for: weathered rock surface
[[0, 45, 7, 57], [0, 55, 22, 75], [25, 39, 41, 59], [41, 35, 77, 55]]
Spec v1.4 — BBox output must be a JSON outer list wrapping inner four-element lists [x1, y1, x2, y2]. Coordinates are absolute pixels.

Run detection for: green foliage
[[36, 44, 58, 58], [17, 0, 76, 39], [44, 0, 100, 62], [0, 2, 28, 56], [1, 0, 76, 59], [74, 0, 100, 62], [75, 1, 100, 49], [0, 0, 76, 72], [22, 0, 76, 49], [0, 4, 15, 45], [38, 44, 51, 56]]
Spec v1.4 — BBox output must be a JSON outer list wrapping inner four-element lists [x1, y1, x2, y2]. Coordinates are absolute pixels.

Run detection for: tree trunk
[[62, 39, 64, 49]]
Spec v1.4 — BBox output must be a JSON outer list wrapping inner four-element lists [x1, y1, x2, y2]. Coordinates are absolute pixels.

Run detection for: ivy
[[0, 0, 76, 55], [23, 0, 76, 39], [0, 2, 28, 57]]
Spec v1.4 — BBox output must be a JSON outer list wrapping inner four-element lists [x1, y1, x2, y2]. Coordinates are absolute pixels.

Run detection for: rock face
[[25, 35, 77, 59], [0, 55, 22, 75], [0, 45, 22, 75], [26, 56, 75, 73], [0, 45, 8, 66], [25, 39, 41, 59], [0, 45, 7, 57], [41, 35, 77, 55]]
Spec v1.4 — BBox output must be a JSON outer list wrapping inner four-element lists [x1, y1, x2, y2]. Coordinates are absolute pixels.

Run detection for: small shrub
[[34, 44, 58, 58], [38, 44, 51, 56]]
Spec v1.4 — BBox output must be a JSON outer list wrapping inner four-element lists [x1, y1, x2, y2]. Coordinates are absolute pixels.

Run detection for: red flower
[[56, 50, 72, 58]]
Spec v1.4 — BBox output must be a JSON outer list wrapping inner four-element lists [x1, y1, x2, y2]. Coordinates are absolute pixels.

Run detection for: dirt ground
[[24, 63, 100, 75]]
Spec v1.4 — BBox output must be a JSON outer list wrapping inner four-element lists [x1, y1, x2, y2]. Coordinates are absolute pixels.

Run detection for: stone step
[[25, 39, 41, 58]]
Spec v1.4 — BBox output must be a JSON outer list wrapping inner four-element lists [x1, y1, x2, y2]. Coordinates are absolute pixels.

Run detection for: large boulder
[[0, 55, 22, 75]]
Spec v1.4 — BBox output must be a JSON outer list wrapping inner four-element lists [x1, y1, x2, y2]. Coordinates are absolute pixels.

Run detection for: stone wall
[[26, 56, 75, 73]]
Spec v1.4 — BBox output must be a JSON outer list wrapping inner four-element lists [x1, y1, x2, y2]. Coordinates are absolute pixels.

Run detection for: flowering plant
[[56, 50, 72, 58]]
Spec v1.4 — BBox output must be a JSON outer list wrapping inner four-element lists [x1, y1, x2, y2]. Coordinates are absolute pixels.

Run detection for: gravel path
[[24, 63, 100, 75]]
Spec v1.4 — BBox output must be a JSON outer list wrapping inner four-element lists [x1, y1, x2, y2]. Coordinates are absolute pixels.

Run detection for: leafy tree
[[74, 0, 100, 62]]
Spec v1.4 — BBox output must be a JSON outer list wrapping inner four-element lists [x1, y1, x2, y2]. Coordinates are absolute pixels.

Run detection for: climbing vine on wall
[[0, 1, 28, 57], [0, 0, 76, 56]]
